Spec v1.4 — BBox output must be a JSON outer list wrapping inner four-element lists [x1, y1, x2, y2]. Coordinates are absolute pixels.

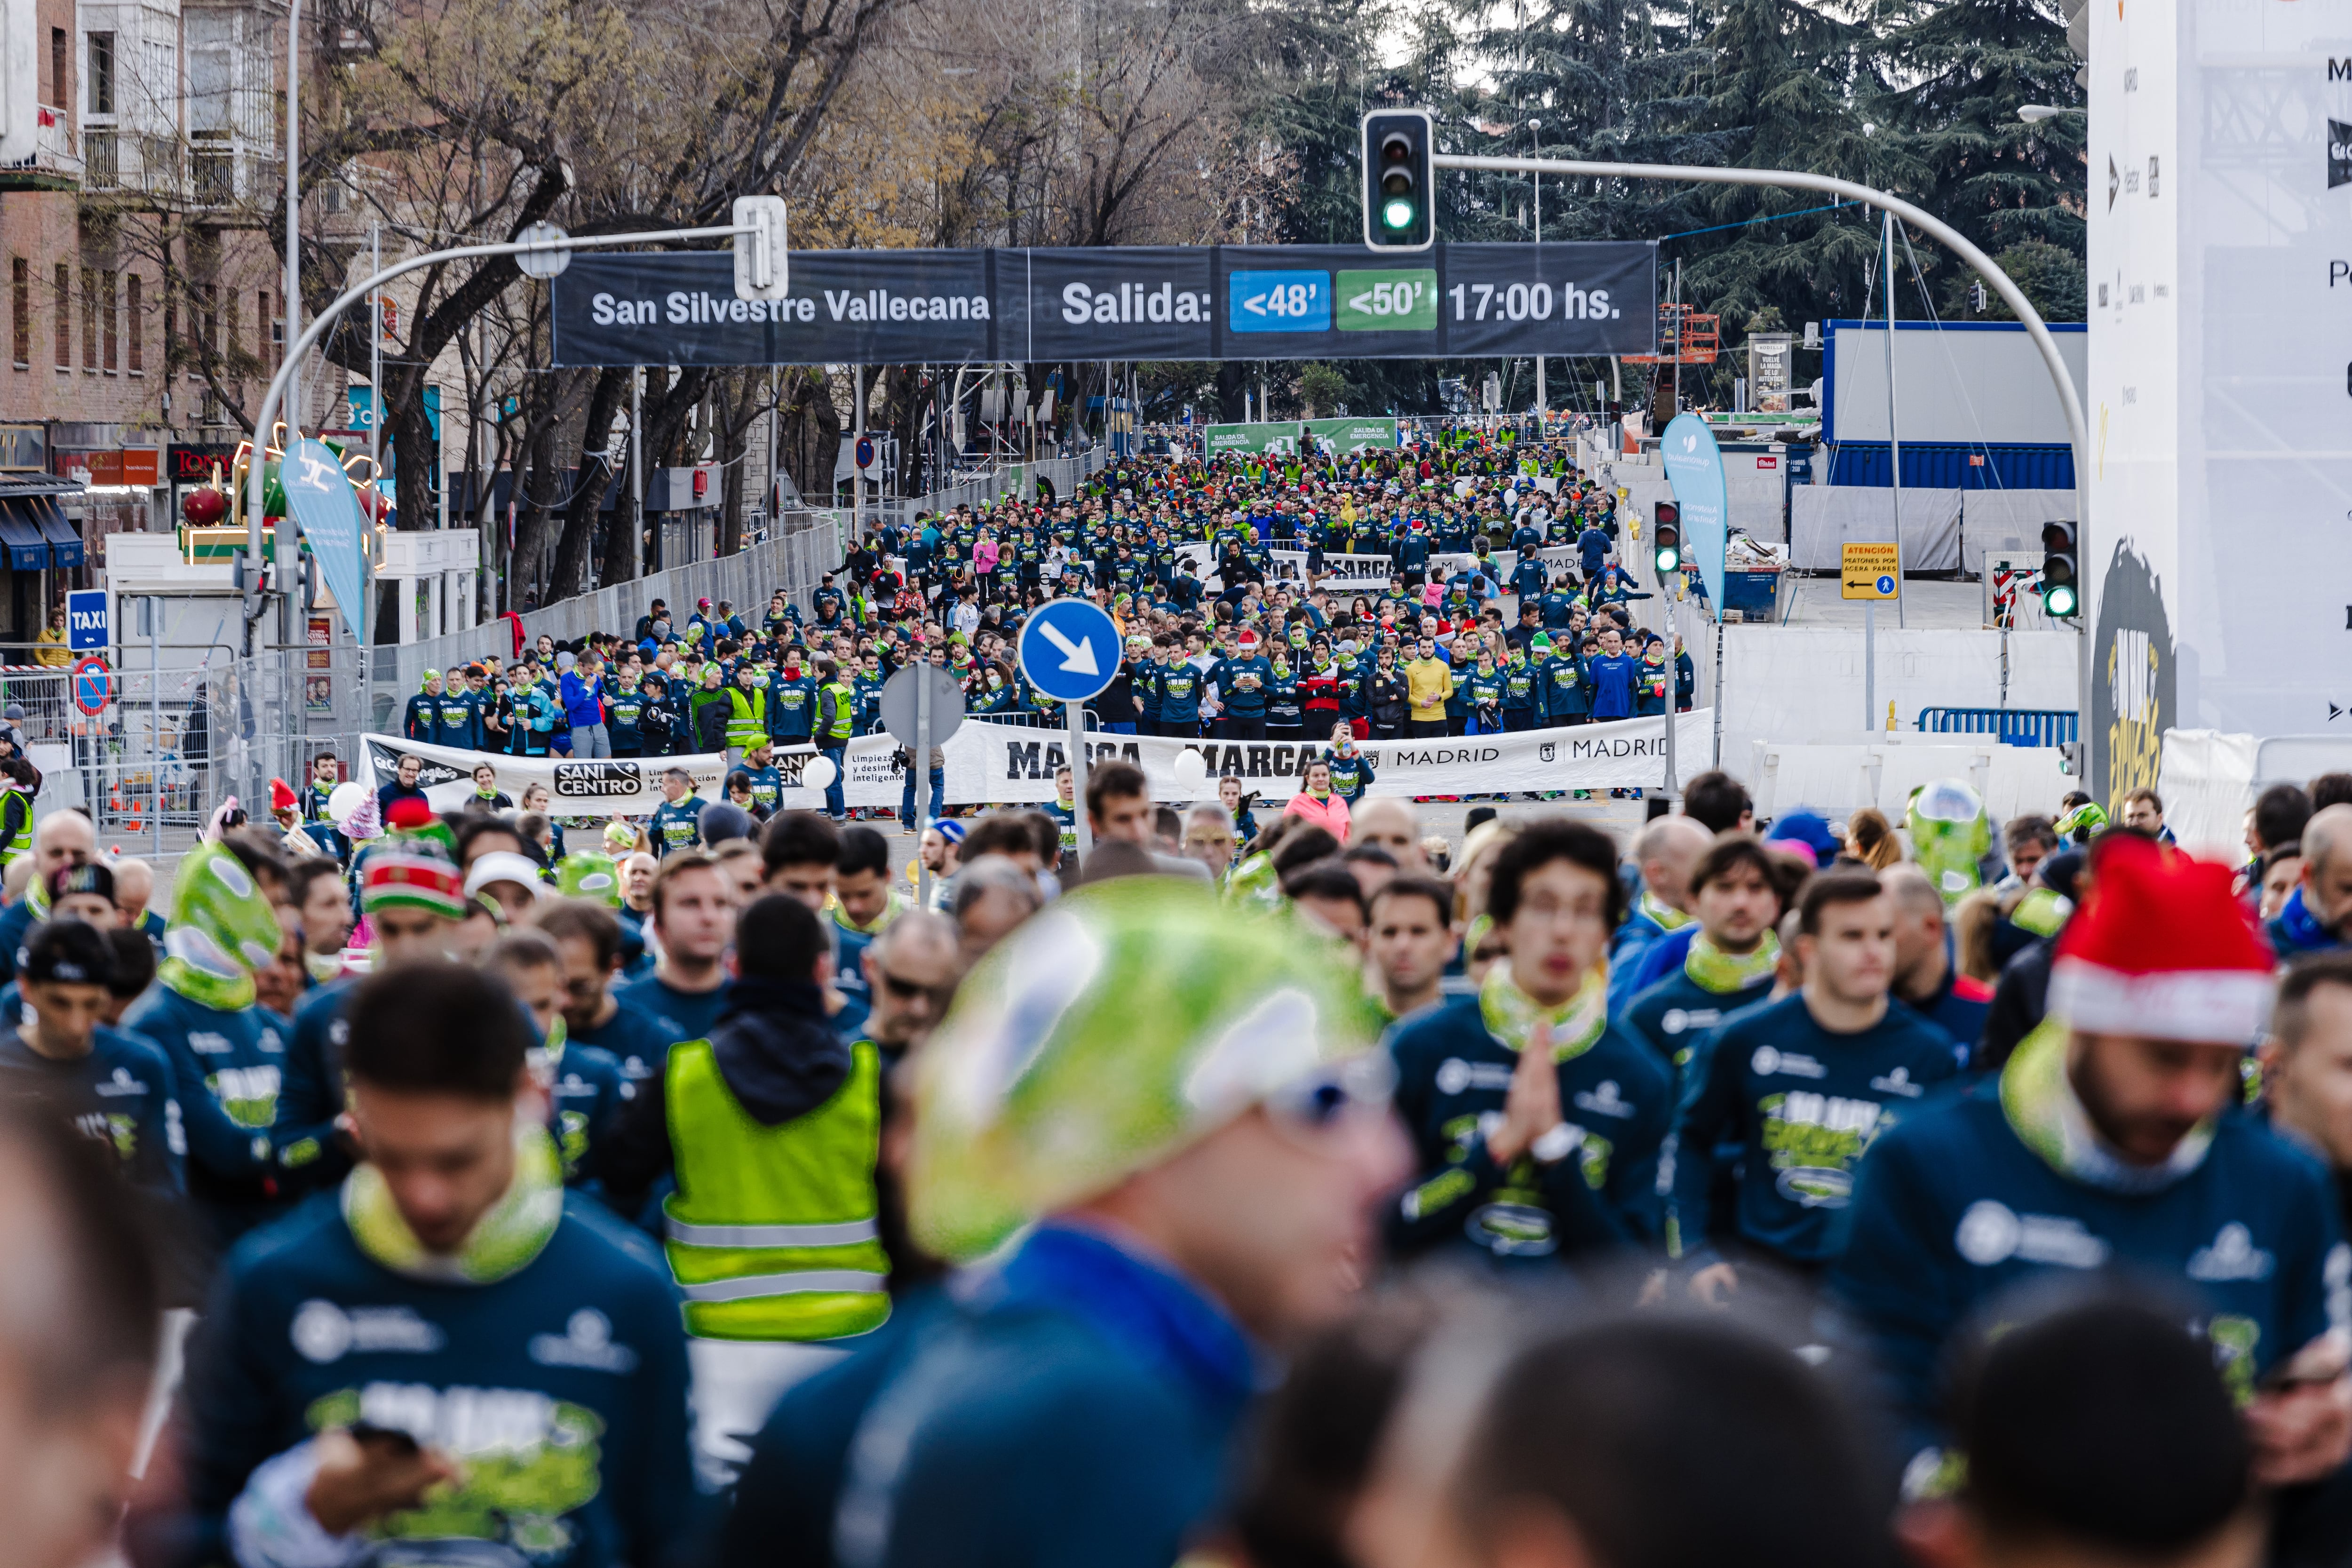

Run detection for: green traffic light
[[2045, 582, 2078, 617], [1382, 198, 1416, 231], [1655, 547, 1680, 573]]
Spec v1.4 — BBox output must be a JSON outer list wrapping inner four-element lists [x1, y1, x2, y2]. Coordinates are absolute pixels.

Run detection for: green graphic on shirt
[[307, 1385, 605, 1562]]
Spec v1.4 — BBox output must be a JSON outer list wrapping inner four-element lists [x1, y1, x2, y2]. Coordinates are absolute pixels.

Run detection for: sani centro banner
[[549, 242, 1656, 367], [363, 735, 732, 817]]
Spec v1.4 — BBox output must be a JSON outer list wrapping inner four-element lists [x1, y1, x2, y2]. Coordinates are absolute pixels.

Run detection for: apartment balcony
[[0, 110, 84, 192]]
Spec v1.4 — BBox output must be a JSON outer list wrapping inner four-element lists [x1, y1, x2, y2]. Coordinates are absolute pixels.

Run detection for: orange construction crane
[[1621, 303, 1721, 366]]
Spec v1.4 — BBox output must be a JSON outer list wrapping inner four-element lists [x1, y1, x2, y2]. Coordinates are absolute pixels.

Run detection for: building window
[[192, 151, 234, 207], [10, 260, 27, 369], [227, 289, 240, 365], [126, 274, 142, 373], [268, 291, 281, 357], [187, 12, 231, 138], [101, 272, 118, 372], [201, 283, 218, 364], [87, 32, 114, 115], [81, 267, 97, 370], [53, 263, 69, 368], [48, 29, 66, 109], [84, 130, 118, 187], [163, 286, 176, 376]]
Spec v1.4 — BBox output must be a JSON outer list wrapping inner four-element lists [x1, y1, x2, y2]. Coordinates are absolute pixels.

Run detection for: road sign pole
[[1866, 602, 1876, 735], [1068, 700, 1091, 863], [1662, 672, 1677, 801], [915, 672, 931, 910]]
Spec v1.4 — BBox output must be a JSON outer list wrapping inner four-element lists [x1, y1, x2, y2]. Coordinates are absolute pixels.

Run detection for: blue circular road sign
[[1876, 574, 1896, 596], [71, 655, 111, 715], [854, 435, 876, 470], [1017, 598, 1121, 705]]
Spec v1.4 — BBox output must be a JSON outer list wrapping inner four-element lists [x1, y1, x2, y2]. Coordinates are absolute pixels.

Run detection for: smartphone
[[346, 1421, 421, 1457]]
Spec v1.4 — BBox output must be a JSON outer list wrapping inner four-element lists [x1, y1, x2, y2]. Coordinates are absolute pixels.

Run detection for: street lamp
[[2017, 105, 2084, 122]]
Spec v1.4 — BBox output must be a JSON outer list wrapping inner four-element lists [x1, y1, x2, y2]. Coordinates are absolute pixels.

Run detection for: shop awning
[[31, 500, 80, 569], [0, 503, 49, 572]]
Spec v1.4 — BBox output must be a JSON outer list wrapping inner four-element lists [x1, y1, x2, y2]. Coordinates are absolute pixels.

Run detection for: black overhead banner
[[549, 242, 1655, 367]]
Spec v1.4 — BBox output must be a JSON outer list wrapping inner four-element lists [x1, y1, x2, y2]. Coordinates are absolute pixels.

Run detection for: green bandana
[[158, 842, 282, 1012], [344, 1122, 565, 1284], [1480, 961, 1609, 1062], [1637, 888, 1693, 934], [1684, 931, 1780, 995], [2001, 1015, 2214, 1194]]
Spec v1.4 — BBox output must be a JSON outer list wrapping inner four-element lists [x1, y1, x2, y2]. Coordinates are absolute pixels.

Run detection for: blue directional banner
[[1017, 599, 1122, 705]]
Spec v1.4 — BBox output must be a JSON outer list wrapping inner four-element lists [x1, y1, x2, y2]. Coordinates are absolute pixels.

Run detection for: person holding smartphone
[[141, 961, 691, 1568]]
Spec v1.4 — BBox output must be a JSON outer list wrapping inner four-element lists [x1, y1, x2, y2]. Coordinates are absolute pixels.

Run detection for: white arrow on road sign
[[1035, 619, 1099, 676]]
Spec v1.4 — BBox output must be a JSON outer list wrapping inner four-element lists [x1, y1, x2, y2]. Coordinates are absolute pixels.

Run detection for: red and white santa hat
[[2049, 834, 2275, 1042], [1236, 629, 1260, 652]]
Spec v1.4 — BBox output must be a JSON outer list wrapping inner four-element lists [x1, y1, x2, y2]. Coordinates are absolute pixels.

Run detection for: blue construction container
[[1825, 441, 2075, 489]]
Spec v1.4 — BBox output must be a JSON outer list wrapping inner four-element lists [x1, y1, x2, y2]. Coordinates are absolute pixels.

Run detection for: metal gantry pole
[[1429, 149, 2093, 740], [1882, 210, 1907, 630], [631, 366, 644, 582]]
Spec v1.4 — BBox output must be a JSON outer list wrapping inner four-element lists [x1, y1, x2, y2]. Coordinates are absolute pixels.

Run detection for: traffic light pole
[[241, 221, 756, 652], [1429, 151, 2093, 752]]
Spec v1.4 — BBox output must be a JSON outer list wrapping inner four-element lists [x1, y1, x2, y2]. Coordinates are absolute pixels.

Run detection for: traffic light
[[1361, 109, 1435, 252], [2040, 520, 2080, 617], [1653, 500, 1681, 575]]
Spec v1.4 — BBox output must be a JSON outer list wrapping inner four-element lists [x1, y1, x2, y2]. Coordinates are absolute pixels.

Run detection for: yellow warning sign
[[1841, 542, 1901, 600]]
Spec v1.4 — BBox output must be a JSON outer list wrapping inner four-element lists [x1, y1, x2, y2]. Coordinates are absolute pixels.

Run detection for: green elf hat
[[159, 841, 285, 1011], [908, 877, 1386, 1261], [556, 851, 623, 907]]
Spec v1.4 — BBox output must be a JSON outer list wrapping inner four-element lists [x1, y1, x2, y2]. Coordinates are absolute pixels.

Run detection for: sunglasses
[[874, 965, 956, 1007], [1265, 1052, 1396, 1143]]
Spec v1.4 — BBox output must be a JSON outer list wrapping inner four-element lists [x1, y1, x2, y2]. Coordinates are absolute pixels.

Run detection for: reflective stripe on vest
[[674, 1269, 889, 1303], [665, 1216, 878, 1247], [662, 1035, 888, 1343]]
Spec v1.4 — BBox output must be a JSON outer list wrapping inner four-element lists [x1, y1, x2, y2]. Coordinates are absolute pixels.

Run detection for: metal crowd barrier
[[1915, 706, 2079, 747]]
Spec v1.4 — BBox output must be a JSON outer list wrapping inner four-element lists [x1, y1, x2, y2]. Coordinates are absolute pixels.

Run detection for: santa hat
[[2049, 835, 2275, 1043], [1236, 628, 1260, 652], [269, 777, 299, 813]]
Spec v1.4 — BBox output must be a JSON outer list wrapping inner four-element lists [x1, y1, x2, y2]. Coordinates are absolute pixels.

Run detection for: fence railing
[[1915, 706, 2078, 747]]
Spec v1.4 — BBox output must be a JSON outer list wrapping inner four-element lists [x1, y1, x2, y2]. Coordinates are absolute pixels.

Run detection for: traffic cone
[[124, 795, 143, 834]]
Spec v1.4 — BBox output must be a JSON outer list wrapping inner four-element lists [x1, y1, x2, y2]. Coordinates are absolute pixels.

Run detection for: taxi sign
[[1841, 542, 1901, 600]]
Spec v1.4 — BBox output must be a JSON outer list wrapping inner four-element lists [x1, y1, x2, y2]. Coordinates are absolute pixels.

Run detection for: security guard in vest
[[813, 657, 856, 823], [724, 661, 769, 770], [595, 891, 885, 1482]]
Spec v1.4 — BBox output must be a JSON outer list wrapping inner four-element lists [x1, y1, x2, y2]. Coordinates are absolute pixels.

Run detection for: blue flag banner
[[1660, 413, 1728, 618], [281, 438, 371, 646]]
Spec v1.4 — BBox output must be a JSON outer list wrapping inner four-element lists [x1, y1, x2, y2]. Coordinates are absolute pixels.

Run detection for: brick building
[[2, 0, 293, 642]]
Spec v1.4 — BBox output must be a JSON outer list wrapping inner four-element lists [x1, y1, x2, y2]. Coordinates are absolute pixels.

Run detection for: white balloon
[[800, 755, 838, 791], [326, 780, 368, 825], [1170, 748, 1208, 790]]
